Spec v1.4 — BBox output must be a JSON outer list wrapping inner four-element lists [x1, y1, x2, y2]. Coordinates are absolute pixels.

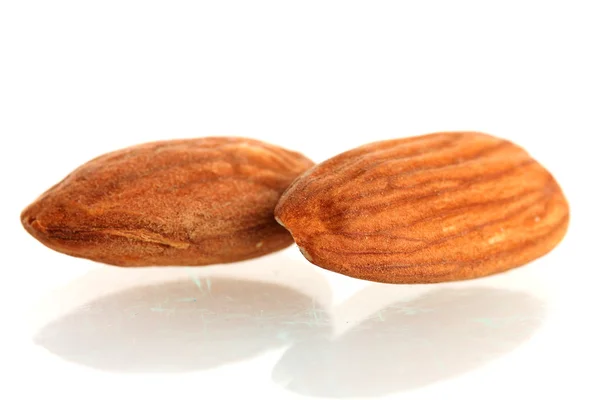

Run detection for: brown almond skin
[[275, 132, 569, 284], [21, 137, 314, 266]]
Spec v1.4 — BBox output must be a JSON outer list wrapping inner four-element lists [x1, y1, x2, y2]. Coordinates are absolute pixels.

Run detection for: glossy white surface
[[3, 245, 597, 399], [1, 1, 598, 399]]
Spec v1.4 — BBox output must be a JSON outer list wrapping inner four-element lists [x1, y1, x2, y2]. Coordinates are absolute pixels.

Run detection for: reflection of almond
[[21, 137, 314, 266], [275, 132, 569, 283]]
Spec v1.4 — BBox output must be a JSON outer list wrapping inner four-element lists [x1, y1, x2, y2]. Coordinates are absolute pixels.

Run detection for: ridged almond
[[275, 132, 569, 283]]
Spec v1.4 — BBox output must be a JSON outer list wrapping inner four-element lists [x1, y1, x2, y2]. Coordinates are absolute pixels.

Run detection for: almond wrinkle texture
[[21, 137, 314, 266], [275, 132, 569, 284]]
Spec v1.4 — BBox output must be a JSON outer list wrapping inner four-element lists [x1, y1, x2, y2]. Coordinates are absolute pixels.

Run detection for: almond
[[275, 132, 569, 283], [21, 137, 314, 266]]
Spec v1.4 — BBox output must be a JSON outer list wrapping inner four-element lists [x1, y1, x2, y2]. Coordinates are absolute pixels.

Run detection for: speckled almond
[[274, 132, 569, 283], [21, 137, 314, 266]]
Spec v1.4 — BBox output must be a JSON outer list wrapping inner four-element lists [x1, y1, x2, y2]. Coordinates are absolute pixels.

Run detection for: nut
[[275, 132, 569, 283], [21, 137, 314, 266]]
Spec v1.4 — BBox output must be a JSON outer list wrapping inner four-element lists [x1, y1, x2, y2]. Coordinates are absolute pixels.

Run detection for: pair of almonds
[[21, 132, 569, 283]]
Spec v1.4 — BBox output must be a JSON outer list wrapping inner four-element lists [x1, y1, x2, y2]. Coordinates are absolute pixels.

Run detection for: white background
[[1, 1, 599, 399]]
